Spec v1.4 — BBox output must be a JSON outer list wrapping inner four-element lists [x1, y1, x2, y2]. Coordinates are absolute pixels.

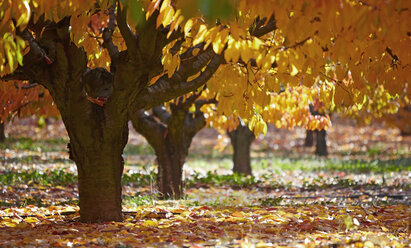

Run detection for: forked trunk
[[315, 129, 328, 156], [228, 124, 255, 176], [131, 106, 206, 199], [0, 122, 5, 143]]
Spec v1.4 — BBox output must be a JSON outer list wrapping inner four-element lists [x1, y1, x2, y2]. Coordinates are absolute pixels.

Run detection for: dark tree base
[[228, 123, 255, 176], [0, 122, 5, 143]]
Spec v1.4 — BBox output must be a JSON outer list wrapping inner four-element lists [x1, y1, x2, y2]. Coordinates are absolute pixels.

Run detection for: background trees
[[0, 81, 59, 142], [1, 0, 409, 222]]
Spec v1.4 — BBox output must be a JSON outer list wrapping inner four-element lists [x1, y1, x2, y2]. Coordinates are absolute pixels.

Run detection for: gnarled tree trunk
[[131, 100, 207, 199], [65, 105, 128, 222], [227, 123, 255, 176]]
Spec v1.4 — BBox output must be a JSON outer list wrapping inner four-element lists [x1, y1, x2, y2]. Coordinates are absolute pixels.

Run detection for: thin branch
[[1, 70, 31, 82], [281, 36, 311, 51], [21, 29, 55, 64], [15, 82, 39, 89], [194, 98, 217, 110], [102, 4, 119, 72], [250, 16, 277, 37], [116, 0, 140, 62]]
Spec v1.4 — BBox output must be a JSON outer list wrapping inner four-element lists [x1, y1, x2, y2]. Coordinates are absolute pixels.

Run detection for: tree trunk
[[304, 130, 314, 147], [64, 103, 128, 222], [227, 124, 255, 176], [0, 122, 5, 143], [315, 129, 328, 156], [156, 141, 185, 198], [131, 106, 206, 199]]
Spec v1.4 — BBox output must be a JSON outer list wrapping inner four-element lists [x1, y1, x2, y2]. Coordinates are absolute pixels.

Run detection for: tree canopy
[[1, 0, 409, 131]]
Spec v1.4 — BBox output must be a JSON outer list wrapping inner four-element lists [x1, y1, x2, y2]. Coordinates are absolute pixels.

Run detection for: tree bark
[[0, 122, 5, 143], [227, 123, 255, 176], [62, 97, 129, 223], [315, 129, 328, 156], [304, 130, 314, 147], [131, 102, 206, 199], [156, 139, 186, 198]]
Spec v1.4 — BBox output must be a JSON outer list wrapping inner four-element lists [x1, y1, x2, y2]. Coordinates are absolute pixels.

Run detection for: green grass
[[122, 171, 156, 186], [0, 169, 77, 186], [0, 137, 68, 152], [123, 194, 158, 207], [186, 171, 262, 188], [251, 156, 411, 173]]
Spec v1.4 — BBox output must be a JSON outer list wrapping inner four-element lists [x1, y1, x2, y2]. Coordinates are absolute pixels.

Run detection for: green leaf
[[123, 0, 144, 28]]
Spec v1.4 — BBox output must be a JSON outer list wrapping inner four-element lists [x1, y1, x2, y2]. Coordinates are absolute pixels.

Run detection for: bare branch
[[116, 0, 140, 62], [102, 4, 119, 72], [195, 98, 217, 110], [250, 16, 277, 37], [20, 29, 54, 64], [174, 46, 216, 82], [16, 82, 39, 89], [1, 70, 31, 82]]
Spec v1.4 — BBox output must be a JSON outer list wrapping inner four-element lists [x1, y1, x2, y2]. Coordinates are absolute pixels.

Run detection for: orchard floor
[[0, 116, 410, 247]]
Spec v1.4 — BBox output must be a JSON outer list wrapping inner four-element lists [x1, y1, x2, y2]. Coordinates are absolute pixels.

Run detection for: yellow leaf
[[290, 64, 299, 76], [232, 211, 244, 217], [25, 217, 39, 223], [184, 19, 194, 36], [381, 226, 389, 232], [192, 48, 200, 56], [143, 219, 158, 228]]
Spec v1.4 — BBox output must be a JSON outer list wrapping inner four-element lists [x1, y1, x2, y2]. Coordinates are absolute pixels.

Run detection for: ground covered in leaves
[[0, 117, 410, 247]]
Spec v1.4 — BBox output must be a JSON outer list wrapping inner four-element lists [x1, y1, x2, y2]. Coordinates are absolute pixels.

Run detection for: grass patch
[[252, 156, 411, 173], [0, 169, 77, 186], [0, 137, 68, 152], [123, 194, 158, 207], [186, 171, 262, 188], [122, 171, 156, 186]]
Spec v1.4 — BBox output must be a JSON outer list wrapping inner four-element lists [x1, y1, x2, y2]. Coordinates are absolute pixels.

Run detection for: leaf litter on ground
[[0, 117, 410, 247]]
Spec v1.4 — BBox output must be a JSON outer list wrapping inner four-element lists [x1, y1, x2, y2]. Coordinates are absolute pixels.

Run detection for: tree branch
[[102, 4, 119, 72], [20, 29, 53, 64], [152, 105, 171, 124], [129, 109, 166, 148], [15, 82, 38, 89], [116, 0, 140, 62], [138, 53, 224, 109], [250, 16, 277, 37], [1, 70, 31, 82]]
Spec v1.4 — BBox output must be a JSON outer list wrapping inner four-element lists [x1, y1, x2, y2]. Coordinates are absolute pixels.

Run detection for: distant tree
[[0, 81, 59, 142], [131, 93, 215, 198], [304, 100, 328, 156], [227, 120, 255, 176]]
